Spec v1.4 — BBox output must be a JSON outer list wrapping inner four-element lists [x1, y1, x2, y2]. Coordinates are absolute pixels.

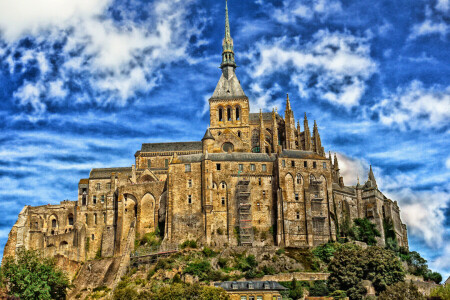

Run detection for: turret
[[202, 128, 215, 153], [312, 120, 325, 156], [303, 113, 312, 151], [365, 165, 378, 189], [284, 94, 296, 149], [259, 109, 266, 153], [297, 120, 302, 150], [272, 108, 279, 153], [221, 0, 236, 79]]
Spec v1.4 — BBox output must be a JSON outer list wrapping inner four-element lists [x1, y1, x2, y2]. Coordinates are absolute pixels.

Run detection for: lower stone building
[[2, 1, 408, 264], [214, 281, 287, 300]]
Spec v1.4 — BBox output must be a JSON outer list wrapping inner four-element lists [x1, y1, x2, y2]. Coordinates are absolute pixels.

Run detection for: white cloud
[[372, 80, 450, 131], [447, 157, 450, 169], [1, 0, 203, 117], [410, 19, 449, 40], [269, 0, 342, 23], [436, 0, 449, 12], [246, 30, 377, 108], [335, 152, 369, 186]]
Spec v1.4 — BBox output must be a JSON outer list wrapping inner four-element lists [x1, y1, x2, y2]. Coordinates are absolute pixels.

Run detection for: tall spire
[[221, 0, 236, 72], [286, 94, 292, 111], [367, 165, 378, 188]]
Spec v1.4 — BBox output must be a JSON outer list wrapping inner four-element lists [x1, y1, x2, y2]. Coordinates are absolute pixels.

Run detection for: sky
[[0, 0, 449, 279]]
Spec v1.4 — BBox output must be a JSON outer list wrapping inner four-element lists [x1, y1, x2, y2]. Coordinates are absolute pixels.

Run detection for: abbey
[[3, 2, 408, 263]]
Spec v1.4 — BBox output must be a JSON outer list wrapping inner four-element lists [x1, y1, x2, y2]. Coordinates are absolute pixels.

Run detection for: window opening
[[185, 164, 191, 172], [165, 159, 169, 168], [262, 164, 267, 172], [219, 108, 223, 122], [188, 195, 192, 204], [291, 161, 295, 167], [227, 107, 232, 121], [313, 162, 317, 168], [250, 164, 255, 171], [236, 107, 240, 120], [217, 163, 221, 171]]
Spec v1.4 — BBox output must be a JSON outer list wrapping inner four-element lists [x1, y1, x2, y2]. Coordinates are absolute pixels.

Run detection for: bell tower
[[208, 0, 251, 152]]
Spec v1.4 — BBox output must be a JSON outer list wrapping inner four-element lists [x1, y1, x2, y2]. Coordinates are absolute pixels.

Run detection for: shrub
[[1, 249, 69, 300], [312, 242, 340, 263], [180, 240, 197, 249], [309, 281, 329, 296], [430, 284, 450, 299], [276, 248, 285, 255], [113, 286, 139, 300], [378, 281, 426, 300], [424, 271, 442, 284], [262, 265, 276, 275], [329, 290, 347, 299], [218, 257, 228, 269], [202, 247, 216, 257], [350, 218, 381, 246]]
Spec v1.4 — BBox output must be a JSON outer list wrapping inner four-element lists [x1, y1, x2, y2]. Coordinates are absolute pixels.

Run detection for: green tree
[[424, 271, 442, 284], [327, 245, 405, 300], [430, 284, 450, 299], [1, 249, 69, 300], [350, 218, 381, 246], [312, 242, 341, 263], [405, 251, 428, 277], [378, 281, 426, 300]]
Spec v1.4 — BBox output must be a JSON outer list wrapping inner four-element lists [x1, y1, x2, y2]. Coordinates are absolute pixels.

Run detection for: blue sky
[[0, 0, 449, 279]]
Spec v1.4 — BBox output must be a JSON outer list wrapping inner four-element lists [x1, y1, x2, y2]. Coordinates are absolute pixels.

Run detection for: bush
[[312, 242, 340, 263], [424, 271, 442, 284], [202, 247, 216, 257], [430, 284, 450, 299], [276, 248, 285, 255], [350, 218, 381, 246], [378, 281, 426, 300], [218, 257, 228, 269], [329, 290, 347, 299], [180, 240, 197, 249], [113, 286, 139, 300], [309, 281, 329, 296], [1, 249, 69, 300]]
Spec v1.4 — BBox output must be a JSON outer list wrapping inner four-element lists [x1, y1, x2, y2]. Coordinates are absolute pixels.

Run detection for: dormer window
[[264, 282, 270, 289], [248, 282, 254, 289], [232, 283, 238, 290]]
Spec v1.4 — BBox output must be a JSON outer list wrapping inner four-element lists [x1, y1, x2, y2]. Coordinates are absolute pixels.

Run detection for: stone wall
[[259, 272, 330, 282]]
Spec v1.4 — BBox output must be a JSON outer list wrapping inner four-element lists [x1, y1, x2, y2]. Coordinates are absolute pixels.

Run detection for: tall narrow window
[[262, 164, 267, 172], [236, 106, 240, 120], [291, 161, 295, 167], [219, 108, 223, 122], [101, 195, 105, 203], [93, 196, 97, 205], [85, 214, 88, 224], [282, 160, 286, 167], [217, 163, 221, 171], [227, 107, 232, 121], [96, 183, 101, 191], [295, 193, 299, 201], [237, 131, 241, 138], [296, 212, 300, 219], [250, 164, 255, 171], [185, 164, 191, 172], [68, 214, 74, 226], [313, 162, 317, 169], [52, 219, 57, 228], [188, 179, 192, 187], [103, 212, 107, 223], [323, 162, 327, 169], [221, 197, 225, 206], [258, 178, 262, 185], [304, 161, 307, 168], [188, 195, 192, 204], [147, 160, 151, 169], [238, 164, 243, 171], [94, 213, 97, 225], [165, 159, 169, 168]]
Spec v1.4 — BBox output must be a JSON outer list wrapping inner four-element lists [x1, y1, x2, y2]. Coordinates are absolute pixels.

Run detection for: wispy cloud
[[372, 80, 450, 131], [244, 30, 377, 109]]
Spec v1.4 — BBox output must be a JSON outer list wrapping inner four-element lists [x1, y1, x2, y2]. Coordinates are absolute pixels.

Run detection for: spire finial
[[286, 93, 291, 111], [221, 0, 236, 71]]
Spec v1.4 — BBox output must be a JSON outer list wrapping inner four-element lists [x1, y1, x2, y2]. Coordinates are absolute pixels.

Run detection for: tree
[[424, 271, 442, 284], [378, 281, 426, 300], [430, 284, 450, 299], [350, 218, 381, 246], [1, 249, 69, 300], [327, 245, 405, 300]]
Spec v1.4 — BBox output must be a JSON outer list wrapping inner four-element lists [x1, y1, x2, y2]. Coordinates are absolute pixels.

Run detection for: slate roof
[[332, 183, 356, 195], [174, 154, 204, 164], [141, 142, 202, 153], [78, 179, 89, 185], [89, 167, 132, 179], [280, 150, 327, 160], [249, 112, 280, 123], [208, 153, 277, 162], [202, 129, 215, 141], [211, 72, 246, 99], [214, 281, 287, 291]]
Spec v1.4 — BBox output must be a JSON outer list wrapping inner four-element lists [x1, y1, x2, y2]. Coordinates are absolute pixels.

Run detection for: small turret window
[[236, 106, 240, 120]]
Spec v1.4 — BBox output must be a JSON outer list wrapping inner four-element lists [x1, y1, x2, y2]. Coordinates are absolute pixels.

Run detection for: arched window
[[237, 131, 241, 138], [52, 219, 57, 228], [227, 107, 232, 121], [235, 106, 240, 120], [219, 108, 223, 122]]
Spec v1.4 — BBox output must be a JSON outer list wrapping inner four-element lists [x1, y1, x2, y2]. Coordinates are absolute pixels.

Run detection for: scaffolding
[[237, 180, 253, 246]]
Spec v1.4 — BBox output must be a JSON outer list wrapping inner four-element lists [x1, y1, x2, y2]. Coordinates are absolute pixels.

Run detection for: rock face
[[2, 2, 408, 272]]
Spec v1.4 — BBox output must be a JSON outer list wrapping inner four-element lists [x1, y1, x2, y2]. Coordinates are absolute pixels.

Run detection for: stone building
[[3, 1, 408, 263], [214, 281, 287, 300]]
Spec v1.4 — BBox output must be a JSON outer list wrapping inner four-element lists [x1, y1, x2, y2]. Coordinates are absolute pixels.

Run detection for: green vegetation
[[377, 281, 426, 300], [397, 248, 442, 284], [430, 284, 450, 299], [327, 245, 405, 300], [180, 240, 197, 249], [1, 249, 69, 300], [383, 217, 399, 252], [350, 218, 381, 245]]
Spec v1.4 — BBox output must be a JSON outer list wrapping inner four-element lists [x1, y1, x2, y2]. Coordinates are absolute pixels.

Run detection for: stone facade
[[2, 2, 408, 265]]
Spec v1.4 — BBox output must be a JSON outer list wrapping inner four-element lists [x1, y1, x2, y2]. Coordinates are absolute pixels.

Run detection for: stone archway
[[139, 193, 156, 235]]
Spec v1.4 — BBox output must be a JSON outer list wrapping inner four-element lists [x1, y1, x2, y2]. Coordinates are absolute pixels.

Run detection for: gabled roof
[[141, 142, 202, 153], [208, 153, 276, 162], [89, 167, 132, 179], [211, 72, 246, 99], [214, 281, 287, 291]]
